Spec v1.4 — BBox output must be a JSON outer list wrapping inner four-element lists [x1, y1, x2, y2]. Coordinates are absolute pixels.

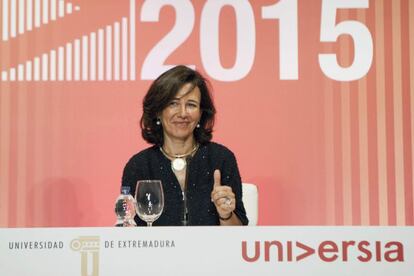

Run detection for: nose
[[178, 103, 187, 117]]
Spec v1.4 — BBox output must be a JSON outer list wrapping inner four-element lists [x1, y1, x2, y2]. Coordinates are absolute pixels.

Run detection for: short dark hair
[[140, 65, 216, 146]]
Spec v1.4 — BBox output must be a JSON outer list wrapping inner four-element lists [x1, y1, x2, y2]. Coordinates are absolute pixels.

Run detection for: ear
[[156, 112, 162, 121]]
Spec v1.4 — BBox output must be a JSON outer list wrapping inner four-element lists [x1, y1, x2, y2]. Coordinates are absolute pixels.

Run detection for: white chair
[[242, 183, 258, 225]]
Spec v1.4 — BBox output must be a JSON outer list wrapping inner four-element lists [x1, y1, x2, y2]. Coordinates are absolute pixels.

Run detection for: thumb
[[213, 169, 221, 187]]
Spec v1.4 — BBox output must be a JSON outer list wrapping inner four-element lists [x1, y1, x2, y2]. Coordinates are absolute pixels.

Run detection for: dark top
[[121, 142, 249, 226]]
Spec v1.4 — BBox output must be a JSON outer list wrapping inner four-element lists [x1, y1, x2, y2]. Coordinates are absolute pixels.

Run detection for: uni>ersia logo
[[70, 236, 100, 276]]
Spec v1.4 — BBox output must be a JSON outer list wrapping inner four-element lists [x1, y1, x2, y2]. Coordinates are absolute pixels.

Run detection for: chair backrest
[[242, 183, 258, 225]]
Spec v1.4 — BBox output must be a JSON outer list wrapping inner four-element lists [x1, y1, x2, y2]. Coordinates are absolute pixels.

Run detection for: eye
[[187, 102, 199, 108], [168, 101, 179, 107]]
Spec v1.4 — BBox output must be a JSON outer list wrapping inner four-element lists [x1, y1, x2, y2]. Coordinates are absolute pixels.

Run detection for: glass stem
[[147, 222, 153, 227]]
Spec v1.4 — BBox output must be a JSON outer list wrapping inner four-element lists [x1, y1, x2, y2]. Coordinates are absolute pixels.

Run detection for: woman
[[121, 65, 248, 226]]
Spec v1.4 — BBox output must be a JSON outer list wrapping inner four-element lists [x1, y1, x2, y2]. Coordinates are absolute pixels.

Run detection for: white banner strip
[[0, 227, 413, 276]]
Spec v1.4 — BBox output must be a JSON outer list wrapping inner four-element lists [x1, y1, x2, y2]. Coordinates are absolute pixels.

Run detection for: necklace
[[160, 144, 199, 172]]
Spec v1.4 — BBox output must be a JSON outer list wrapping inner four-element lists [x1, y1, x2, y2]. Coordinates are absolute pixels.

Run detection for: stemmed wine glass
[[135, 180, 164, 226]]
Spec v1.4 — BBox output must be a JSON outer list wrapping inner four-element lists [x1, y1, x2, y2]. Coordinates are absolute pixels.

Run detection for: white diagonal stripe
[[25, 61, 32, 81], [26, 0, 32, 31], [50, 50, 56, 81], [98, 29, 104, 81], [17, 64, 24, 81], [90, 32, 96, 81], [66, 42, 72, 80], [33, 56, 40, 80], [66, 2, 73, 14], [129, 0, 135, 80], [122, 18, 128, 80], [51, 0, 57, 20], [106, 25, 112, 80], [34, 0, 40, 28], [42, 0, 48, 24], [58, 46, 64, 81], [82, 35, 88, 81], [18, 0, 24, 34], [1, 71, 7, 81], [74, 39, 80, 81], [58, 0, 64, 17], [9, 67, 16, 81], [2, 0, 9, 41], [10, 0, 16, 38], [114, 22, 120, 81], [42, 53, 48, 81]]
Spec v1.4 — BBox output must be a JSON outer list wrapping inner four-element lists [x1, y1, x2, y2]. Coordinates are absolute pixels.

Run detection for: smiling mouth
[[173, 122, 191, 128]]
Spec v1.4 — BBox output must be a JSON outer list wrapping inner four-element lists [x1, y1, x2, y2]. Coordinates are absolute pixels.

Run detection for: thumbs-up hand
[[211, 169, 235, 219]]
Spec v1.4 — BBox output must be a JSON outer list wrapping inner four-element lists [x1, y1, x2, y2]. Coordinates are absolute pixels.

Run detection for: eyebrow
[[187, 99, 200, 104], [171, 97, 200, 104]]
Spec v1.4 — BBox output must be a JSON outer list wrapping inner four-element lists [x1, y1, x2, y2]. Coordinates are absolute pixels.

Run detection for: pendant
[[171, 158, 186, 172]]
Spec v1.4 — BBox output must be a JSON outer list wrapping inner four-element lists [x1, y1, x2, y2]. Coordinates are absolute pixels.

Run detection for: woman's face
[[160, 83, 202, 143]]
